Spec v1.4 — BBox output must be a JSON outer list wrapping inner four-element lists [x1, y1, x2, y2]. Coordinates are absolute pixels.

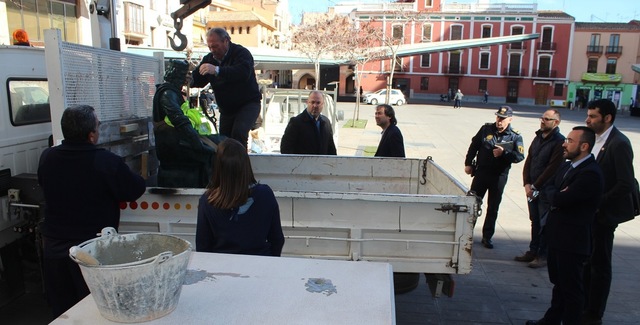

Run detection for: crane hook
[[169, 30, 188, 51]]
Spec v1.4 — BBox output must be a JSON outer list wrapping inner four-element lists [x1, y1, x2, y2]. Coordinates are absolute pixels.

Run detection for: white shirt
[[591, 125, 613, 158]]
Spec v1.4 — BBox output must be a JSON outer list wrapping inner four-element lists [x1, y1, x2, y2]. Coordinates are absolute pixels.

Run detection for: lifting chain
[[419, 156, 433, 185]]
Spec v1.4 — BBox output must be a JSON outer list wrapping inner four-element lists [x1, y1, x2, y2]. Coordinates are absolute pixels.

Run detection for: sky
[[288, 0, 640, 25]]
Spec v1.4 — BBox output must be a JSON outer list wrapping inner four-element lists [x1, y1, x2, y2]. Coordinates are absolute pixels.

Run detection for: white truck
[[0, 30, 479, 304]]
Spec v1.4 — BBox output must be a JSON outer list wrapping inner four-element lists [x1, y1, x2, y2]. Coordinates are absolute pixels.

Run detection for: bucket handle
[[99, 227, 118, 237], [154, 251, 174, 265]]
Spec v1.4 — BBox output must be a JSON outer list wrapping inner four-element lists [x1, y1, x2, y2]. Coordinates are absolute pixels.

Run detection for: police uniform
[[465, 106, 525, 248]]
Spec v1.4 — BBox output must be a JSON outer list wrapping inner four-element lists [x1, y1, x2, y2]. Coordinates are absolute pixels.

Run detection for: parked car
[[362, 89, 406, 106]]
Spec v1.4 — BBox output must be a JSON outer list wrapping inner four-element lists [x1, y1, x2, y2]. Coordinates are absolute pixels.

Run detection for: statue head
[[164, 59, 190, 87]]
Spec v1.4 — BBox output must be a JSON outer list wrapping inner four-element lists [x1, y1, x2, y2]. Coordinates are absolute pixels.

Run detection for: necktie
[[562, 164, 573, 180]]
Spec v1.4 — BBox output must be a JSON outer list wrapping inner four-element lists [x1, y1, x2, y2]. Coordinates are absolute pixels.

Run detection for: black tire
[[370, 98, 378, 105], [396, 99, 404, 106], [393, 272, 420, 294]]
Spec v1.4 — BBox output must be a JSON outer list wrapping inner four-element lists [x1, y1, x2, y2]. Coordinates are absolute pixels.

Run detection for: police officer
[[465, 106, 525, 249]]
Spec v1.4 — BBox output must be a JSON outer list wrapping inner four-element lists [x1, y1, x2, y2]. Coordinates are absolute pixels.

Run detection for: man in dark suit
[[280, 90, 337, 155], [374, 104, 405, 158], [527, 126, 604, 325], [582, 99, 636, 325]]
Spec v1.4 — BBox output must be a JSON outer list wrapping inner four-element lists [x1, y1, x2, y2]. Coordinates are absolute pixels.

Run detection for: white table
[[52, 252, 396, 324]]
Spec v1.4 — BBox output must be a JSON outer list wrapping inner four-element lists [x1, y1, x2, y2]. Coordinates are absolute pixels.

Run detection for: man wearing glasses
[[516, 109, 565, 268], [464, 106, 525, 249]]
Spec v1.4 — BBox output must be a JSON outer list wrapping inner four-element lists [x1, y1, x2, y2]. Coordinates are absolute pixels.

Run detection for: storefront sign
[[581, 73, 622, 83]]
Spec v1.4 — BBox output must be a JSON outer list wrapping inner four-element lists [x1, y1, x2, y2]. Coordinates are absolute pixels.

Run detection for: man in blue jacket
[[191, 28, 261, 148]]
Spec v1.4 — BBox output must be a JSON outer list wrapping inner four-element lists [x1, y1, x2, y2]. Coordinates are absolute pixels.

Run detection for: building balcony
[[532, 69, 557, 78], [508, 42, 527, 50], [503, 68, 526, 77], [444, 66, 465, 74], [605, 46, 623, 55], [586, 45, 603, 54], [537, 42, 556, 51]]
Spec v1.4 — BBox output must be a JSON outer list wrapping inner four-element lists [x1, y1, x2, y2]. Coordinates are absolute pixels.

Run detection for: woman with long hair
[[196, 138, 284, 256]]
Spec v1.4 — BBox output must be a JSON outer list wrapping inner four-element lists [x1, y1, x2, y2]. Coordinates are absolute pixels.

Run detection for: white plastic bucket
[[70, 228, 192, 323]]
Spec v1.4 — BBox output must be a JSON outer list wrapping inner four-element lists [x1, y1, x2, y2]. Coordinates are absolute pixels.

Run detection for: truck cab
[[0, 46, 51, 246], [0, 45, 52, 306]]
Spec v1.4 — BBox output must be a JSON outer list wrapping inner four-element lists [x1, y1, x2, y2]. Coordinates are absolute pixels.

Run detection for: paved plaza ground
[[338, 98, 640, 325], [1, 99, 638, 324]]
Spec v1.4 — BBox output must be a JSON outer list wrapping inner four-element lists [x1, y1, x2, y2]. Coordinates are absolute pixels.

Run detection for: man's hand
[[464, 166, 473, 175], [199, 63, 217, 76], [524, 184, 533, 198], [493, 145, 504, 157]]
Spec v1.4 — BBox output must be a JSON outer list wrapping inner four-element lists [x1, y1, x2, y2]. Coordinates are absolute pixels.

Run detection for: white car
[[363, 89, 406, 106]]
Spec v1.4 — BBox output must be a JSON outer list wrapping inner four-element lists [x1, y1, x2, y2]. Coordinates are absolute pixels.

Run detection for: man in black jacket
[[517, 109, 565, 268], [464, 106, 525, 249], [280, 90, 336, 155], [191, 28, 261, 148], [582, 99, 636, 325], [527, 126, 604, 325], [374, 104, 405, 158], [38, 105, 146, 318]]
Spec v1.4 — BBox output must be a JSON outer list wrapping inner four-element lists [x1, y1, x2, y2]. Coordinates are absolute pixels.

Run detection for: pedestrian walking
[[453, 89, 463, 109]]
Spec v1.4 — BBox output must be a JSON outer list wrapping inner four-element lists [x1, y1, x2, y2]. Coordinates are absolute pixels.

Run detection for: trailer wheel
[[393, 272, 420, 294]]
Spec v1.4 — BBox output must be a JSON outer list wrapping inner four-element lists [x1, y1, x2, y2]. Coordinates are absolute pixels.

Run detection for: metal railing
[[605, 46, 623, 54], [586, 45, 603, 54], [537, 42, 556, 51], [508, 42, 527, 50], [532, 69, 557, 78], [503, 68, 526, 76], [444, 66, 466, 74]]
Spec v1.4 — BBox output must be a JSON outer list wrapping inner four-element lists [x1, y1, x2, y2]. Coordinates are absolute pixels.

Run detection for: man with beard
[[374, 104, 405, 158], [582, 99, 636, 325], [527, 126, 603, 325], [517, 109, 565, 268], [280, 90, 336, 155], [465, 106, 525, 249]]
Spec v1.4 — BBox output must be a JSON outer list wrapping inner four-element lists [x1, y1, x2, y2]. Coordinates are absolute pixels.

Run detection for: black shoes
[[481, 238, 494, 249], [581, 313, 603, 325]]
